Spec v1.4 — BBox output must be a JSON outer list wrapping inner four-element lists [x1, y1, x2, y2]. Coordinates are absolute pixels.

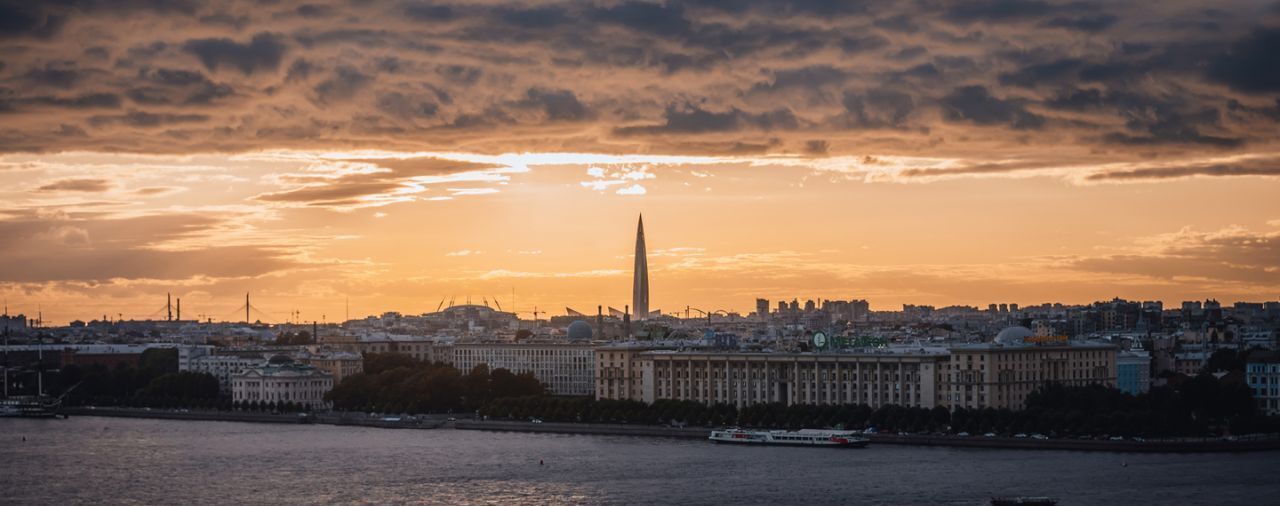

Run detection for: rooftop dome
[[994, 326, 1034, 344], [267, 354, 295, 365], [567, 320, 593, 340]]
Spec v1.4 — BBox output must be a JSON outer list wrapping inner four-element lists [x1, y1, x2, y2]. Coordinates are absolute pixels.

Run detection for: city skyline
[[2, 1, 1279, 324]]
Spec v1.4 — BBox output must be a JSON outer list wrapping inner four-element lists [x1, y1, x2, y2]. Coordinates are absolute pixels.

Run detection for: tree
[[363, 352, 421, 375], [1203, 349, 1245, 374]]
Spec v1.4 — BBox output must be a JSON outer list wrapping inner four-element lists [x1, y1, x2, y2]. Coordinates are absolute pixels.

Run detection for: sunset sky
[[3, 1, 1279, 324]]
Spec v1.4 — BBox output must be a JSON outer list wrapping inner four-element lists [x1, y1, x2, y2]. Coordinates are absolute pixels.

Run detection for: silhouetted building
[[633, 214, 649, 321]]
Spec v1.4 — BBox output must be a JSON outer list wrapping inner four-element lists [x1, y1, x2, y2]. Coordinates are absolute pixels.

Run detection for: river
[[0, 417, 1271, 505]]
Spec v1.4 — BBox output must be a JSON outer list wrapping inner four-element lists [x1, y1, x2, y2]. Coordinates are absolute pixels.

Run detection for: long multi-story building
[[639, 349, 949, 408], [602, 338, 1119, 411], [453, 342, 595, 396]]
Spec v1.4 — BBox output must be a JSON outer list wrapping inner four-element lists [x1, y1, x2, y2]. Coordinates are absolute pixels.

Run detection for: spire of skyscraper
[[633, 214, 649, 321]]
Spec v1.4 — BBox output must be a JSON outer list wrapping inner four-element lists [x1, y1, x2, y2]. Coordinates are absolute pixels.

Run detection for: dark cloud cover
[[0, 0, 1274, 165], [182, 32, 287, 75], [940, 86, 1045, 130]]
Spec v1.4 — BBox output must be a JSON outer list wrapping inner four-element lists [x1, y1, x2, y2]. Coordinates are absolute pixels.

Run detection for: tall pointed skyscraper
[[632, 214, 649, 321]]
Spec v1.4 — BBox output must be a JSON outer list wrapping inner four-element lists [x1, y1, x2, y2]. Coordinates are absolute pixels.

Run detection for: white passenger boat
[[709, 428, 869, 448]]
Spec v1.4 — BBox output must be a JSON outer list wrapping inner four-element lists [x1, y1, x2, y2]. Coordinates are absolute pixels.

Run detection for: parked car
[[956, 432, 970, 437], [983, 432, 997, 438], [1031, 434, 1049, 440], [1014, 433, 1028, 438], [531, 418, 543, 424]]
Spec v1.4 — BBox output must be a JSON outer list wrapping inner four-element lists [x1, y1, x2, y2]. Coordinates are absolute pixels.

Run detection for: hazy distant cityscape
[[5, 216, 1279, 420]]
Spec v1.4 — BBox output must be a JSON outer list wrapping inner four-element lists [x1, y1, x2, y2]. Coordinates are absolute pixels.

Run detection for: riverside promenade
[[454, 419, 1280, 453], [60, 407, 448, 429], [56, 407, 1280, 452]]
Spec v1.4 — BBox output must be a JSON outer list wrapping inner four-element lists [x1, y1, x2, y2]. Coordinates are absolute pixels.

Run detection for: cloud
[[514, 88, 591, 122], [1068, 226, 1280, 286], [616, 104, 800, 135], [940, 86, 1044, 130], [0, 212, 300, 283], [182, 32, 288, 75], [88, 111, 210, 127], [36, 178, 114, 192], [314, 66, 372, 103], [445, 250, 482, 257], [1084, 157, 1280, 182], [253, 156, 505, 209], [0, 0, 1274, 176], [0, 3, 67, 39], [1207, 27, 1280, 93], [616, 183, 647, 195], [1040, 15, 1118, 33]]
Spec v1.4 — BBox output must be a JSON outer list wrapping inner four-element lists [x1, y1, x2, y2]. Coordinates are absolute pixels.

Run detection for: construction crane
[[518, 306, 545, 326]]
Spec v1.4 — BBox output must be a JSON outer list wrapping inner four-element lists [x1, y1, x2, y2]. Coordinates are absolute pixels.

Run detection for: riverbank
[[59, 407, 447, 429], [53, 408, 1280, 452], [455, 420, 1280, 453]]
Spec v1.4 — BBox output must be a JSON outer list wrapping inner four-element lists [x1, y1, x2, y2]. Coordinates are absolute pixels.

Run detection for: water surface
[[1, 417, 1271, 505]]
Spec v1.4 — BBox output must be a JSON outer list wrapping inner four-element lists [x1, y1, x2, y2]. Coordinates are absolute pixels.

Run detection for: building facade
[[231, 356, 333, 410], [454, 342, 595, 396], [1116, 350, 1152, 395], [299, 351, 363, 385], [638, 350, 949, 409], [357, 339, 453, 364], [945, 343, 1117, 410], [185, 353, 265, 395], [620, 342, 1119, 411], [595, 344, 656, 402], [1246, 353, 1280, 416]]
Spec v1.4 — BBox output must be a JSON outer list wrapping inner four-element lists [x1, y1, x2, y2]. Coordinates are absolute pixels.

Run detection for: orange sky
[[3, 150, 1278, 325], [2, 1, 1279, 324]]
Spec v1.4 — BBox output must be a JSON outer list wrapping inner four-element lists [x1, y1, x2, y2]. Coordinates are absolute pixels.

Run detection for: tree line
[[478, 376, 1278, 437], [56, 349, 225, 410], [324, 353, 545, 414]]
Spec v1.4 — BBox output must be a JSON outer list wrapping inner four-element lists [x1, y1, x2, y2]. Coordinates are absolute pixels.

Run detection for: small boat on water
[[709, 428, 869, 448]]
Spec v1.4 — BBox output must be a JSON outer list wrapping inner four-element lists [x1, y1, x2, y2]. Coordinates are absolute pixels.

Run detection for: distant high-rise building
[[804, 299, 816, 312], [756, 298, 770, 319], [632, 214, 649, 321]]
